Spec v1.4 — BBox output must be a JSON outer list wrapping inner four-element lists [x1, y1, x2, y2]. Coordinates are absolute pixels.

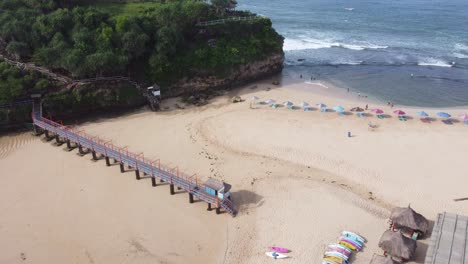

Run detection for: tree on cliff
[[211, 0, 237, 15]]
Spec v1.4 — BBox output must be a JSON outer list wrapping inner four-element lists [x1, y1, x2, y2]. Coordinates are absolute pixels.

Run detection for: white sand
[[1, 79, 468, 263]]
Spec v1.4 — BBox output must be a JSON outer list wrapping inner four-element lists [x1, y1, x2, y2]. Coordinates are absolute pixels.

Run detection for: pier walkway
[[30, 99, 237, 217]]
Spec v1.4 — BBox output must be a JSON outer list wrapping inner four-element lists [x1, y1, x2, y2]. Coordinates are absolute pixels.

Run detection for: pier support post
[[44, 130, 53, 141], [105, 157, 110, 166], [216, 207, 221, 215], [207, 203, 212, 211], [135, 170, 140, 180], [151, 177, 157, 187], [78, 145, 85, 154], [34, 125, 43, 136], [170, 184, 175, 195], [189, 193, 194, 204], [113, 158, 118, 163], [120, 163, 125, 173], [92, 151, 98, 160], [55, 134, 60, 144], [66, 140, 72, 149]]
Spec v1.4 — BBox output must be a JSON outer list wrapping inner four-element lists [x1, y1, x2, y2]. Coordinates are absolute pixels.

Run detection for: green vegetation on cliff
[[0, 0, 283, 86]]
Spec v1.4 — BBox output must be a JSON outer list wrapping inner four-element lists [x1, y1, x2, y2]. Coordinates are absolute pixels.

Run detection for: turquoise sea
[[237, 0, 468, 107]]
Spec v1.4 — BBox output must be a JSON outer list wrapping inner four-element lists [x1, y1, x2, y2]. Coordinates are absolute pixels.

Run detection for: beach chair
[[338, 112, 345, 117], [288, 105, 294, 110], [321, 108, 328, 113], [398, 116, 407, 121], [304, 107, 312, 112], [421, 118, 431, 123], [377, 114, 385, 119], [270, 103, 278, 109]]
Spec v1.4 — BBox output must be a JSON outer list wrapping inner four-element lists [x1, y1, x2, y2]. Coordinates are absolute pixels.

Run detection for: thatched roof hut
[[390, 206, 429, 235], [378, 230, 417, 260], [370, 254, 402, 264]]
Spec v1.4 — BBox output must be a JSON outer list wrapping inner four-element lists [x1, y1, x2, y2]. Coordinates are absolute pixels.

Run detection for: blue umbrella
[[283, 101, 294, 107], [437, 112, 451, 118], [333, 106, 345, 112], [416, 111, 429, 117]]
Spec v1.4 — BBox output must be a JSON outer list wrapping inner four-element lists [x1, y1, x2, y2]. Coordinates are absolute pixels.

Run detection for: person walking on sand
[[347, 88, 350, 92], [365, 104, 368, 110]]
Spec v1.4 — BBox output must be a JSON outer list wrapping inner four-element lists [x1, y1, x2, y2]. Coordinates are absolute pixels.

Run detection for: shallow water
[[238, 0, 468, 107]]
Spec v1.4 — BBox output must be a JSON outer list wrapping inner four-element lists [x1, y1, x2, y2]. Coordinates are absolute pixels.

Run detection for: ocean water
[[237, 0, 468, 107]]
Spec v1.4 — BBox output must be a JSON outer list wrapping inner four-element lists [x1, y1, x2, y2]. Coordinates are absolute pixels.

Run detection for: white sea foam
[[417, 58, 454, 68], [305, 81, 329, 89], [453, 53, 468, 59], [283, 38, 388, 51]]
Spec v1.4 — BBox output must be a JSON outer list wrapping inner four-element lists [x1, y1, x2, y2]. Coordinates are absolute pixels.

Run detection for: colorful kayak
[[338, 241, 357, 251], [325, 251, 349, 260], [323, 255, 348, 264], [268, 246, 289, 253], [342, 231, 366, 244], [327, 244, 352, 256], [338, 237, 363, 250], [265, 252, 288, 259], [339, 236, 363, 247]]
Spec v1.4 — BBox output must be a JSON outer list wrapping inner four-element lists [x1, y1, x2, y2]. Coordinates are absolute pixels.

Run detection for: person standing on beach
[[365, 104, 368, 110], [347, 88, 350, 92]]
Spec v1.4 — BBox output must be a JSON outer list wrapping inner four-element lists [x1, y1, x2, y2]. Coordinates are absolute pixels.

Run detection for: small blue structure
[[204, 178, 232, 200]]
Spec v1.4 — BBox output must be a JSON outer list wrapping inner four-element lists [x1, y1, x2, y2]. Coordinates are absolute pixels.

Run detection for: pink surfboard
[[268, 247, 289, 253]]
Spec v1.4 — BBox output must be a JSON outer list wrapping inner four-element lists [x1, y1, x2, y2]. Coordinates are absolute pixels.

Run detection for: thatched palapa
[[370, 254, 402, 264], [378, 230, 417, 260], [390, 206, 429, 235]]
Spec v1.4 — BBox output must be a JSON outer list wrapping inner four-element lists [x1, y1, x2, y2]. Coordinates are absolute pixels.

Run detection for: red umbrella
[[372, 109, 384, 114], [393, 110, 406, 116]]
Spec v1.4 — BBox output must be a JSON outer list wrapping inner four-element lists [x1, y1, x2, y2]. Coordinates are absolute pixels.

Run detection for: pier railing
[[31, 106, 237, 217]]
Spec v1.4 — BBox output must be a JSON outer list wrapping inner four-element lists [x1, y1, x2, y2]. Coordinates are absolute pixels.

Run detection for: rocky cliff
[[164, 52, 284, 97]]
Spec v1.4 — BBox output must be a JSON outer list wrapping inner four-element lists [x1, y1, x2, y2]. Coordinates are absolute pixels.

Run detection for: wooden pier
[[30, 98, 237, 217]]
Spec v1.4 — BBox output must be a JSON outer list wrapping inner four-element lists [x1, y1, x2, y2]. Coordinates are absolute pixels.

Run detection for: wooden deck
[[425, 212, 468, 264]]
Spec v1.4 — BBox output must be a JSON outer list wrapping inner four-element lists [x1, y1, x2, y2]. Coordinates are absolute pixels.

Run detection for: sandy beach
[[1, 78, 468, 263]]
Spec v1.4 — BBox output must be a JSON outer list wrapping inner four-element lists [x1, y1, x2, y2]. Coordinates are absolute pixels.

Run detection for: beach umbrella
[[437, 112, 451, 118], [299, 102, 309, 107], [250, 96, 259, 101], [459, 114, 468, 120], [390, 206, 429, 235], [372, 109, 384, 114], [333, 106, 345, 112], [370, 254, 402, 264], [416, 111, 429, 118], [378, 230, 417, 260], [351, 107, 364, 112], [316, 103, 327, 108], [283, 101, 294, 107], [264, 99, 275, 104], [393, 110, 406, 116]]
